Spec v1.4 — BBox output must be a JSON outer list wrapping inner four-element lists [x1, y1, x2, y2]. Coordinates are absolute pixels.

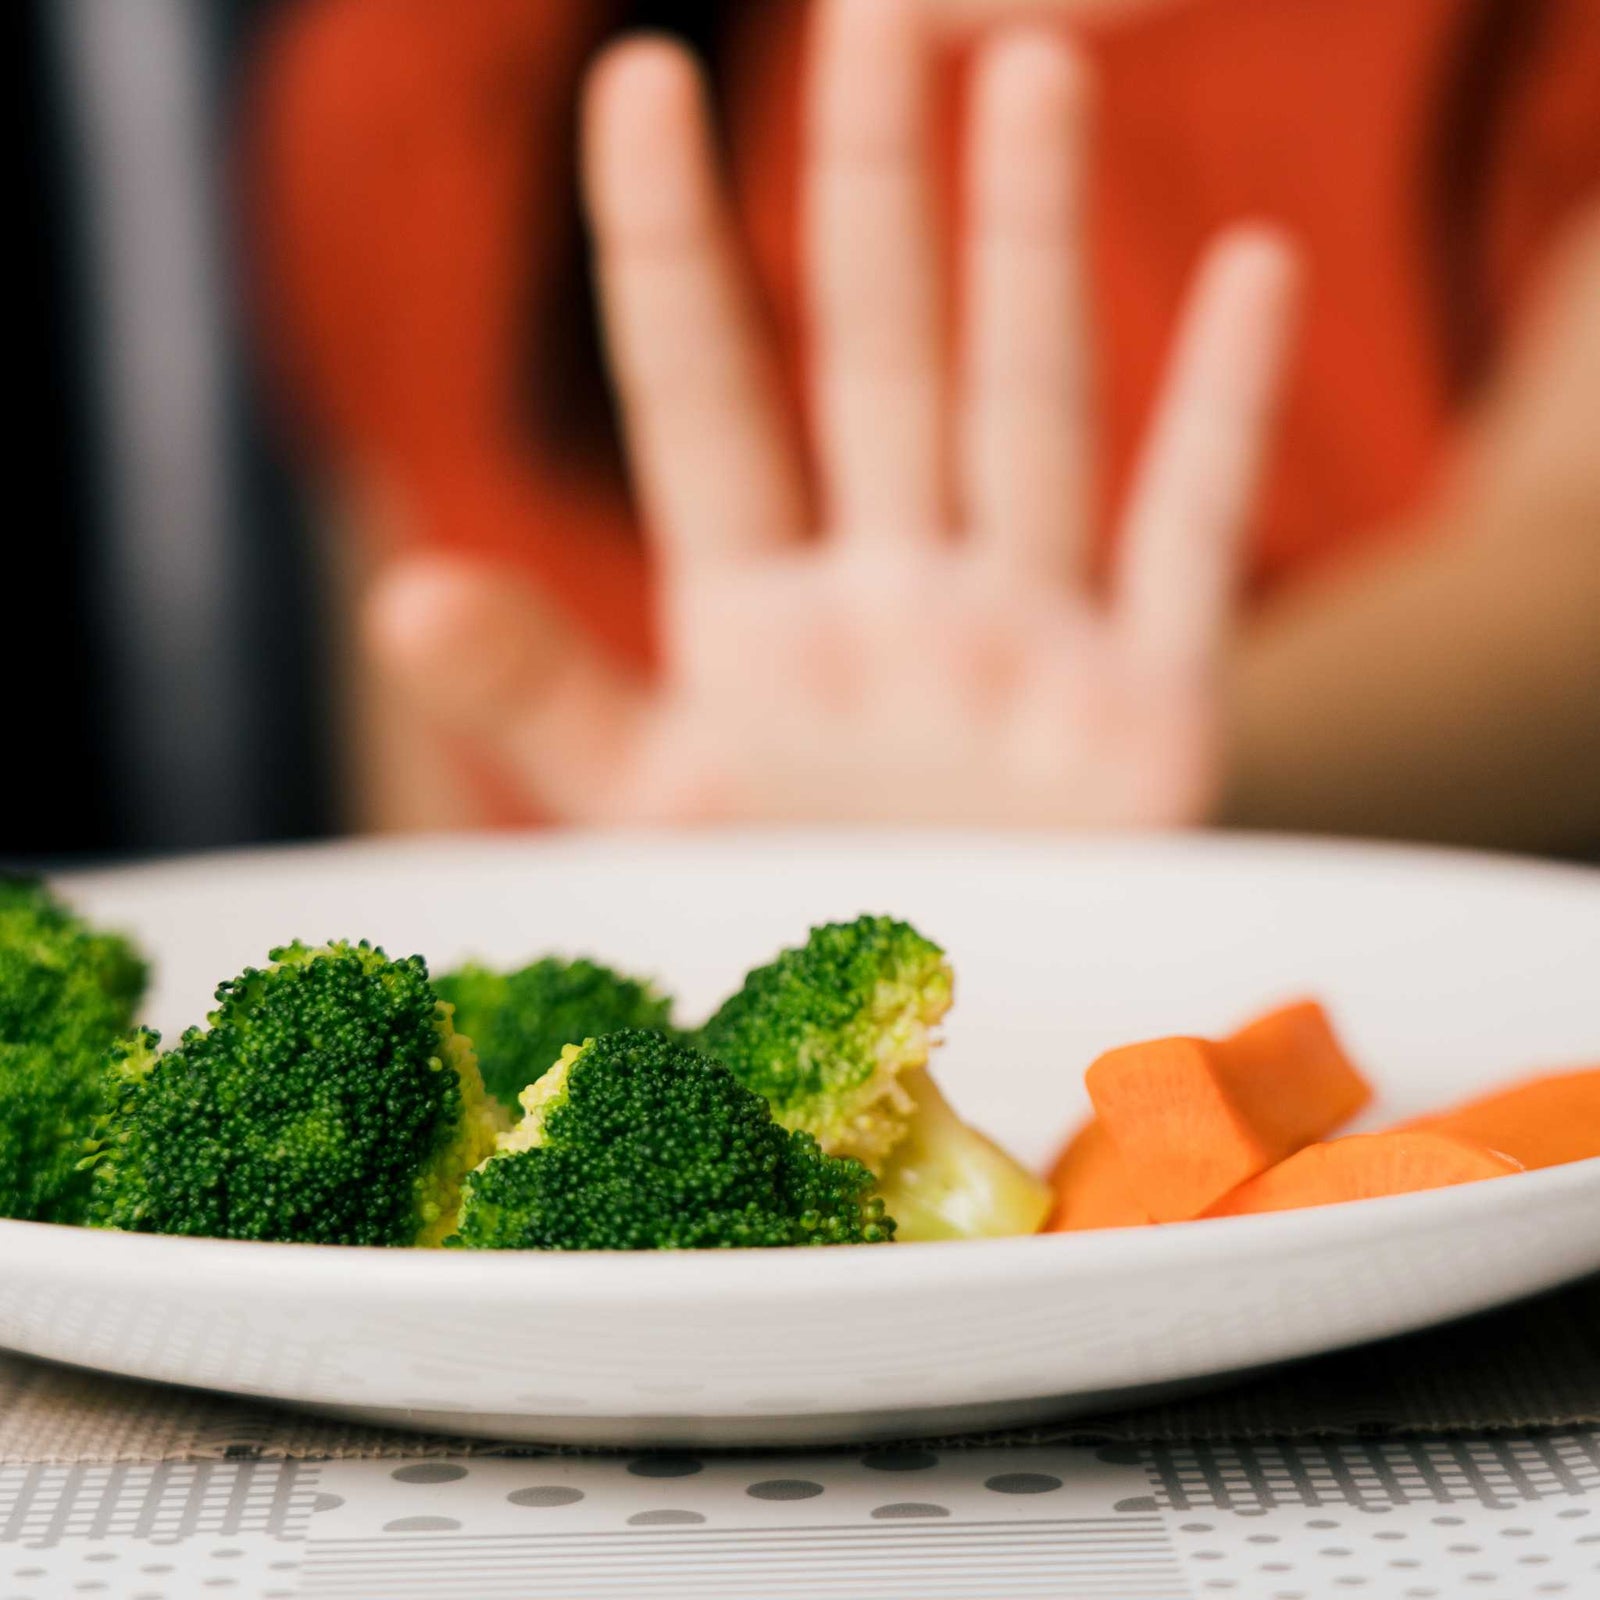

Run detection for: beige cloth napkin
[[4, 1276, 1597, 1464]]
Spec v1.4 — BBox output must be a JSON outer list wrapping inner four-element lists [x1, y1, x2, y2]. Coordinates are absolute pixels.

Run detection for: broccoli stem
[[872, 1069, 1052, 1242]]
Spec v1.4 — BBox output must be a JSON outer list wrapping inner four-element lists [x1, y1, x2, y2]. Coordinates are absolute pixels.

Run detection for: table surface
[[4, 1431, 1598, 1598]]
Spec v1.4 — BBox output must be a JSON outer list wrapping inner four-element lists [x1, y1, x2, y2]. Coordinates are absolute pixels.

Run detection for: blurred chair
[[13, 0, 329, 859]]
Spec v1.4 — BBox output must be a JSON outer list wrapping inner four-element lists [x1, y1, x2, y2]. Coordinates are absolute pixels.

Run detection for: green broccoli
[[450, 1029, 892, 1250], [0, 878, 147, 1223], [697, 916, 1051, 1242], [85, 941, 503, 1246], [435, 957, 674, 1110]]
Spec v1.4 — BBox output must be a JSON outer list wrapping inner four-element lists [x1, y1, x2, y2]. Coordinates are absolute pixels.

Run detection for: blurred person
[[250, 0, 1600, 850]]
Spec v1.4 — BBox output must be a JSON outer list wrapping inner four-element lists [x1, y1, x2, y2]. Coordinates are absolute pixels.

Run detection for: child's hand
[[367, 0, 1299, 826]]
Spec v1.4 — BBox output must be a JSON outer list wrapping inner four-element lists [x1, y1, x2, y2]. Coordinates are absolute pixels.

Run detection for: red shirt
[[251, 0, 1600, 659]]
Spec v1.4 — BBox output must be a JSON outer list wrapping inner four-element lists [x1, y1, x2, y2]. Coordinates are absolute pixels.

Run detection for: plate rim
[[3, 1153, 1596, 1309]]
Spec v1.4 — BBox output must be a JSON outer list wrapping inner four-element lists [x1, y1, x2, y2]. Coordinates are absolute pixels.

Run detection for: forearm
[[1223, 208, 1600, 851], [1223, 507, 1600, 851], [1223, 204, 1600, 853]]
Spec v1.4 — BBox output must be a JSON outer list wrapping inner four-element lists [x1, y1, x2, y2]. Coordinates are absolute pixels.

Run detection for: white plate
[[2, 831, 1597, 1447]]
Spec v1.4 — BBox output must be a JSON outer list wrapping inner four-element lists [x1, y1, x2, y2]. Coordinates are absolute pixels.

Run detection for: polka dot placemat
[[3, 1442, 1598, 1598]]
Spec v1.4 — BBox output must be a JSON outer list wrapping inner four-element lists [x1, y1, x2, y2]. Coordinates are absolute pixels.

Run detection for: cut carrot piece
[[1046, 1119, 1152, 1231], [1207, 1130, 1523, 1217], [1085, 1001, 1371, 1222], [1087, 1036, 1273, 1222], [1220, 1001, 1372, 1154], [1394, 1066, 1600, 1171]]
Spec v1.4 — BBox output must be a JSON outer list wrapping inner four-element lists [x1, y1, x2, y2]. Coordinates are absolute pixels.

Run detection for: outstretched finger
[[1114, 227, 1302, 680], [364, 555, 649, 822], [806, 0, 946, 540], [961, 28, 1093, 580], [583, 39, 807, 570]]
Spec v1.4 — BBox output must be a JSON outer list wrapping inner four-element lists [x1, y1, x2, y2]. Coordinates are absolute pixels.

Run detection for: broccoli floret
[[450, 1030, 892, 1250], [85, 941, 502, 1246], [0, 878, 147, 1223], [698, 916, 1051, 1241], [436, 957, 675, 1110], [696, 915, 952, 1167]]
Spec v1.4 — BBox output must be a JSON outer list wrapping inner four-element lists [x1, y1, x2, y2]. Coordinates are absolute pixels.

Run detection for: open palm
[[370, 0, 1299, 827]]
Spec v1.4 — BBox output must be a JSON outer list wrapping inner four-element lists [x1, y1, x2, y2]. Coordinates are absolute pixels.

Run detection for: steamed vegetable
[[436, 956, 676, 1111], [451, 1030, 892, 1250], [1205, 1130, 1522, 1216], [1084, 1001, 1371, 1221], [86, 941, 502, 1246], [0, 878, 147, 1223], [1394, 1066, 1600, 1170], [698, 915, 1051, 1240]]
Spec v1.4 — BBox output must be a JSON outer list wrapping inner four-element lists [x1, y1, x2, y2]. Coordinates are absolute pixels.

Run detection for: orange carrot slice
[[1221, 1001, 1373, 1154], [1046, 1119, 1152, 1231], [1206, 1130, 1523, 1217], [1394, 1066, 1600, 1171], [1085, 1001, 1371, 1222]]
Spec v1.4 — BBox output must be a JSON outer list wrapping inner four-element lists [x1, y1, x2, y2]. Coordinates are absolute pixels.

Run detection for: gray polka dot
[[628, 1456, 703, 1479], [1192, 1551, 1225, 1561], [139, 1569, 174, 1577], [12, 1573, 44, 1581], [1181, 1522, 1214, 1532], [1389, 1559, 1422, 1569], [1404, 1590, 1438, 1598], [1308, 1519, 1340, 1529], [1273, 1592, 1307, 1599], [1320, 1547, 1352, 1557], [1582, 1535, 1600, 1545], [747, 1480, 824, 1502], [1202, 1583, 1237, 1591], [82, 1555, 116, 1565], [1261, 1562, 1292, 1572], [1558, 1508, 1590, 1519], [509, 1486, 584, 1508], [209, 1551, 243, 1560], [1247, 1535, 1280, 1545], [1433, 1516, 1465, 1526], [391, 1464, 468, 1484], [628, 1510, 705, 1526], [73, 1585, 107, 1593], [1373, 1531, 1407, 1541], [311, 1494, 343, 1513], [1334, 1581, 1367, 1589], [132, 1593, 166, 1600], [1501, 1528, 1533, 1538], [986, 1473, 1063, 1495], [1536, 1585, 1569, 1593], [867, 1502, 950, 1521], [1115, 1495, 1160, 1513], [1465, 1575, 1498, 1584], [1519, 1555, 1552, 1565], [861, 1450, 937, 1472], [267, 1563, 300, 1572], [1447, 1544, 1481, 1554], [383, 1516, 461, 1532], [200, 1583, 235, 1591]]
